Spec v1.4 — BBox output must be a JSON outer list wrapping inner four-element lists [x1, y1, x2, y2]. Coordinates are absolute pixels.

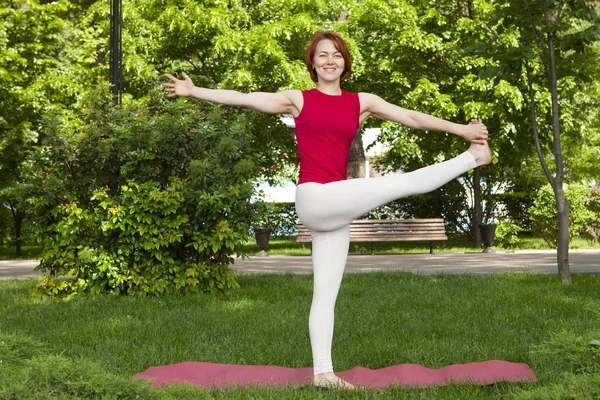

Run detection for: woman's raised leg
[[297, 145, 490, 232]]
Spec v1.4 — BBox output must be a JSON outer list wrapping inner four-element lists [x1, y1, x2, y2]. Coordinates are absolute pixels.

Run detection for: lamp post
[[110, 0, 123, 105]]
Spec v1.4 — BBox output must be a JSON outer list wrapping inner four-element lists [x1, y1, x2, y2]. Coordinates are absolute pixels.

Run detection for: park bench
[[296, 218, 448, 255]]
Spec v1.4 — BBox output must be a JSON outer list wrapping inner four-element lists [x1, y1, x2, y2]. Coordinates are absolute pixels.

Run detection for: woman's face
[[312, 39, 345, 83]]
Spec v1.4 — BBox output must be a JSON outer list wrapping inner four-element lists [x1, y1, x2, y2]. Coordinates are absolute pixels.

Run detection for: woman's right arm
[[163, 72, 300, 116]]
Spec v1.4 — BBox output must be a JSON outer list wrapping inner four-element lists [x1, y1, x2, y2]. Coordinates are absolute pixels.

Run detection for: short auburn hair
[[305, 31, 351, 83]]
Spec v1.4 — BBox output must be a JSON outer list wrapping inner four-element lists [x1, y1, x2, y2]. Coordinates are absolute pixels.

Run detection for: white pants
[[295, 151, 477, 375]]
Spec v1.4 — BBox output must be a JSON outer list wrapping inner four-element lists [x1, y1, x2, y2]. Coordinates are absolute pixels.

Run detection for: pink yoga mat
[[134, 360, 537, 389]]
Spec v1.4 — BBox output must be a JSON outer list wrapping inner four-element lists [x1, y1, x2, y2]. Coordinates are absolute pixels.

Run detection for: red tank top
[[294, 89, 360, 184]]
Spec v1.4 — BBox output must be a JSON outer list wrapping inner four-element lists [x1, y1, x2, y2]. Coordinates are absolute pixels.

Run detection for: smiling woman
[[304, 31, 351, 84], [162, 30, 491, 389]]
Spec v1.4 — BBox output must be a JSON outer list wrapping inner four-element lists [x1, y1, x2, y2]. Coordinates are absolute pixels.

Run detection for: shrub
[[490, 191, 536, 232], [494, 220, 522, 249], [30, 84, 258, 297], [269, 202, 298, 236], [251, 196, 297, 236], [528, 183, 595, 248], [0, 206, 13, 246], [587, 186, 600, 244]]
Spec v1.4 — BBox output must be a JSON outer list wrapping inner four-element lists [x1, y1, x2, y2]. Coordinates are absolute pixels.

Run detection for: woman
[[163, 31, 491, 389]]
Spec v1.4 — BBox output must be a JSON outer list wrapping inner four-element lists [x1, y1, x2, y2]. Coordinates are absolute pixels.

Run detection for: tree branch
[[556, 0, 564, 26], [524, 0, 545, 48], [523, 58, 555, 190], [547, 33, 565, 184], [187, 56, 202, 72], [523, 1, 551, 80]]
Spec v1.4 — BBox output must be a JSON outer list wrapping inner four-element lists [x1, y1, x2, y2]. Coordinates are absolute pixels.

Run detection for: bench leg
[[429, 241, 434, 254], [371, 242, 374, 255]]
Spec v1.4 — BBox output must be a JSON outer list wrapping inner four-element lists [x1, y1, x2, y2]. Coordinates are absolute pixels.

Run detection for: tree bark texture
[[555, 189, 571, 282], [11, 208, 24, 257], [473, 167, 482, 247], [347, 134, 366, 179]]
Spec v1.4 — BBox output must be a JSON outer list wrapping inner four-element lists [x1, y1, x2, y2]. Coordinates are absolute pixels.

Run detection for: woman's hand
[[163, 72, 195, 97], [461, 119, 489, 145]]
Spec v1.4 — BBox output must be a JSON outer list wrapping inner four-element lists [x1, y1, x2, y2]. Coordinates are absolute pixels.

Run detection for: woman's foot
[[313, 372, 356, 389], [468, 140, 492, 167]]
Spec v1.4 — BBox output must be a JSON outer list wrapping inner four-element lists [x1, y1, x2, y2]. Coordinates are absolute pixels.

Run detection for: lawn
[[2, 234, 598, 260], [1, 273, 599, 399], [239, 234, 600, 256], [0, 245, 42, 260]]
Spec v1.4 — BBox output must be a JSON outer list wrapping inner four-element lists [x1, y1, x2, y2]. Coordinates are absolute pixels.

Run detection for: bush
[[29, 84, 258, 297], [490, 191, 536, 232], [494, 220, 522, 249], [0, 206, 12, 246], [251, 199, 297, 236], [270, 202, 298, 236], [528, 183, 595, 248], [587, 186, 600, 244]]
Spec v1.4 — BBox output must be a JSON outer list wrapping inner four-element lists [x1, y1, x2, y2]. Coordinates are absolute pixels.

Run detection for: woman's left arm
[[359, 92, 489, 144]]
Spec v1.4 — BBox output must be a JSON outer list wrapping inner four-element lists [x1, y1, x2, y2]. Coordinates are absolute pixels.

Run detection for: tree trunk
[[11, 208, 24, 257], [520, 4, 570, 282], [548, 32, 570, 283], [555, 189, 571, 282], [347, 134, 366, 179], [473, 166, 482, 247], [463, 0, 473, 17]]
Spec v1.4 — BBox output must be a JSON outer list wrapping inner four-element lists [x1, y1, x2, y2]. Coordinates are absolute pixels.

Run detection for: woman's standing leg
[[309, 226, 351, 376]]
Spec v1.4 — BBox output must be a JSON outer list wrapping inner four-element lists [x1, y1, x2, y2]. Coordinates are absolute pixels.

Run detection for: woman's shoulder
[[279, 89, 303, 97], [357, 92, 385, 106], [357, 92, 380, 101]]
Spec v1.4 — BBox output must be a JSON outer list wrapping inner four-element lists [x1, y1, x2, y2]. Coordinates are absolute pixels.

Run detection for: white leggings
[[295, 151, 477, 375]]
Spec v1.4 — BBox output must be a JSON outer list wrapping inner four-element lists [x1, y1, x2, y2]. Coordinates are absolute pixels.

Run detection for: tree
[[335, 0, 599, 251], [338, 0, 530, 240], [484, 0, 600, 282], [21, 0, 356, 295], [0, 0, 83, 255], [31, 84, 253, 296]]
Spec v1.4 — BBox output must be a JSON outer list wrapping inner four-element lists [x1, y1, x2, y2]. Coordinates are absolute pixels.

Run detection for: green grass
[[1, 273, 599, 399], [2, 235, 598, 260], [0, 245, 42, 260], [239, 234, 600, 256]]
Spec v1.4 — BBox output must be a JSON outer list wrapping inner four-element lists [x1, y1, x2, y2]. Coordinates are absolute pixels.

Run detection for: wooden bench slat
[[350, 219, 444, 223], [296, 218, 448, 254], [350, 236, 449, 241], [350, 228, 445, 232]]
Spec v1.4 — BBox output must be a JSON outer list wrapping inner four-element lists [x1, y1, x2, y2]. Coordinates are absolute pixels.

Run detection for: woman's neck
[[316, 81, 342, 96]]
